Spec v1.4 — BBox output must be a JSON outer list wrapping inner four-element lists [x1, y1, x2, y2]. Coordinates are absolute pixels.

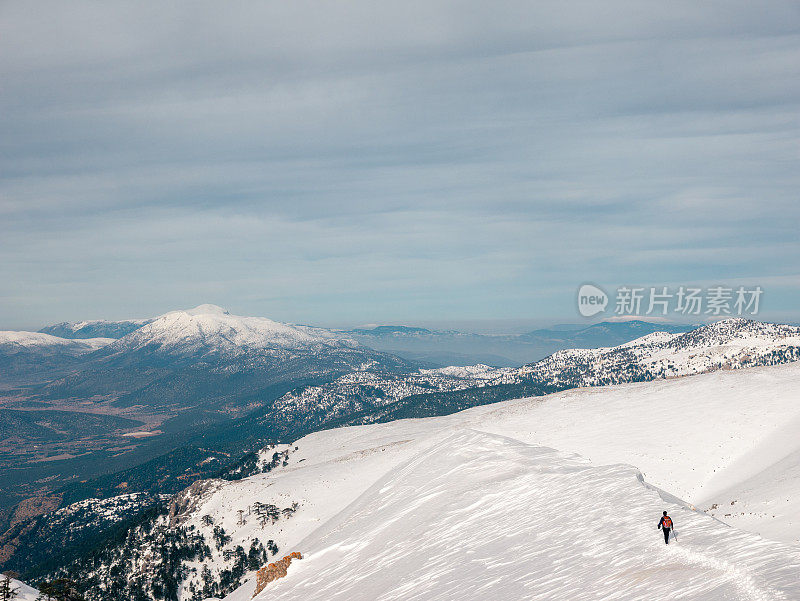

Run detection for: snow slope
[[188, 362, 800, 601], [243, 430, 800, 601], [473, 361, 800, 543]]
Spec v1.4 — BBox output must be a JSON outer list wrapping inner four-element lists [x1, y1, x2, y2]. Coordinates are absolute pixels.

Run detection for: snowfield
[[475, 362, 800, 544], [191, 361, 800, 601], [242, 430, 799, 601]]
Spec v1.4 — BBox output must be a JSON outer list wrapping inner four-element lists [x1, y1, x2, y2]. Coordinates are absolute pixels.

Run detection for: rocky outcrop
[[167, 479, 221, 527], [253, 552, 302, 597]]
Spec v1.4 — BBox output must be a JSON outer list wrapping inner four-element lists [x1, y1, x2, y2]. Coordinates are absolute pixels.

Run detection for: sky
[[1, 1, 799, 331]]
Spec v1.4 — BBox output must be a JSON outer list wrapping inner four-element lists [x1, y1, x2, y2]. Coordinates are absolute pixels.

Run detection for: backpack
[[663, 516, 673, 528]]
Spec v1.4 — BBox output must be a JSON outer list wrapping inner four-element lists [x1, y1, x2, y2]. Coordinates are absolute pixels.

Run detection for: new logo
[[577, 283, 608, 317]]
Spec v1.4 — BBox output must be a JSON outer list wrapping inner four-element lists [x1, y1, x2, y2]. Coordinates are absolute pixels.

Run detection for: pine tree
[[0, 575, 20, 601], [36, 579, 84, 601], [247, 540, 265, 571]]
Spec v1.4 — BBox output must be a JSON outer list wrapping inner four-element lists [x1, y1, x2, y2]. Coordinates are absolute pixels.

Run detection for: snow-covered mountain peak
[[107, 307, 356, 357], [180, 303, 230, 316]]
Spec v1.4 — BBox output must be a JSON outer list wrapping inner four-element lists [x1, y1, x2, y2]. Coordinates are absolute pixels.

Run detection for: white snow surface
[[108, 304, 357, 355], [474, 362, 800, 544], [199, 362, 800, 601], [0, 330, 113, 351]]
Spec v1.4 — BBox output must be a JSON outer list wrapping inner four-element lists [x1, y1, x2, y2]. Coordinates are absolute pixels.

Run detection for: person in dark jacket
[[658, 511, 674, 544]]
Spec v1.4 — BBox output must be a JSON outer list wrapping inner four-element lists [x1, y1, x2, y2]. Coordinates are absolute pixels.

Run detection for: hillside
[[231, 363, 800, 600], [32, 361, 800, 600], [474, 362, 800, 545]]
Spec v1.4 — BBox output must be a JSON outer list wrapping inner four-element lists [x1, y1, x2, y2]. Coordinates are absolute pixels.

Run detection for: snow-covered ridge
[[39, 318, 152, 340], [243, 430, 800, 601], [46, 318, 150, 333], [0, 330, 114, 351], [104, 304, 359, 357], [506, 317, 800, 387]]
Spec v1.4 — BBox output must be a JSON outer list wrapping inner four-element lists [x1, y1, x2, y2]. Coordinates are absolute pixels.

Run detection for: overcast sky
[[1, 1, 799, 330]]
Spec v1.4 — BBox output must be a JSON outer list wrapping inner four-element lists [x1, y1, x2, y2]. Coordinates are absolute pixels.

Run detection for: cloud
[[1, 1, 799, 328]]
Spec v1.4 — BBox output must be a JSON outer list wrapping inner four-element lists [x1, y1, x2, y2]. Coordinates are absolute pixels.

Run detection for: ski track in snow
[[666, 546, 780, 601]]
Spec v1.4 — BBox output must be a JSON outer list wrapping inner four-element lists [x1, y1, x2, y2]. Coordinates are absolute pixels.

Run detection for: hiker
[[658, 511, 674, 544]]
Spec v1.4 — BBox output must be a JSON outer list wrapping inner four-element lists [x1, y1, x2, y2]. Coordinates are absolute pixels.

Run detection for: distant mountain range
[[39, 304, 411, 413], [344, 319, 695, 366], [39, 319, 152, 340], [264, 318, 800, 432], [520, 319, 693, 347], [32, 313, 696, 367]]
